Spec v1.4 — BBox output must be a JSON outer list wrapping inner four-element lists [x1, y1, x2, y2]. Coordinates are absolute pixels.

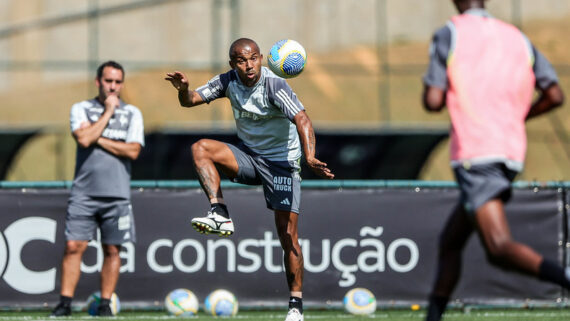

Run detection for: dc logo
[[0, 230, 6, 279], [0, 217, 57, 294]]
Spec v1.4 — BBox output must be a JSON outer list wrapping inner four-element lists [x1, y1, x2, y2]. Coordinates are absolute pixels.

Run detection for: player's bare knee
[[485, 238, 513, 263], [276, 229, 299, 252], [102, 252, 120, 261], [63, 247, 81, 256], [102, 244, 121, 257], [64, 241, 87, 255], [191, 139, 210, 160], [277, 225, 298, 243]]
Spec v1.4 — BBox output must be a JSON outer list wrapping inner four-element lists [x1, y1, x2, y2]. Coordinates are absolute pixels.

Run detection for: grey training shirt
[[196, 66, 305, 162], [70, 98, 145, 199]]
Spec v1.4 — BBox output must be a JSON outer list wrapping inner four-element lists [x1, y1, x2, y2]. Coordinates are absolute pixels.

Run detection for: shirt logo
[[274, 176, 292, 192], [118, 215, 131, 230], [238, 110, 272, 121]]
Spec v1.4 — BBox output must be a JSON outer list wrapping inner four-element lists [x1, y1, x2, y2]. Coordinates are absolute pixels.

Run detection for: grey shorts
[[453, 162, 518, 214], [65, 194, 136, 244], [227, 143, 302, 213]]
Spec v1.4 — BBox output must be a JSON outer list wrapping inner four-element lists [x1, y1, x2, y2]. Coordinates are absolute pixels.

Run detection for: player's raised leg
[[474, 199, 543, 273], [190, 139, 238, 236], [275, 210, 304, 321], [474, 199, 570, 291]]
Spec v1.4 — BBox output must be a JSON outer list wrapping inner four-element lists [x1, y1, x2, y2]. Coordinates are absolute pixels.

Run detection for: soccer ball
[[204, 289, 239, 316], [164, 288, 199, 317], [267, 39, 307, 78], [343, 288, 376, 315], [85, 291, 120, 316]]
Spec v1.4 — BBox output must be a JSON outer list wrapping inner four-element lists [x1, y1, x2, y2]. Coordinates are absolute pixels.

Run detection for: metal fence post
[[88, 0, 99, 98], [377, 0, 390, 123]]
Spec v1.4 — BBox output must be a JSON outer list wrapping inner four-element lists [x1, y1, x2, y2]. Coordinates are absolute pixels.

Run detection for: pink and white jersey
[[446, 13, 535, 168]]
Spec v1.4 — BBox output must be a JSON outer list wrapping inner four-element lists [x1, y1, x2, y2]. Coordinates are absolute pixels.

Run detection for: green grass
[[2, 309, 570, 321]]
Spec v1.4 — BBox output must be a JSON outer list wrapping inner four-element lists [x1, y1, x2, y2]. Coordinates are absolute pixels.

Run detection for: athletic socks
[[100, 298, 111, 307], [425, 295, 448, 321], [50, 295, 72, 317], [288, 296, 303, 314], [60, 295, 72, 307], [538, 258, 570, 288], [211, 203, 230, 218]]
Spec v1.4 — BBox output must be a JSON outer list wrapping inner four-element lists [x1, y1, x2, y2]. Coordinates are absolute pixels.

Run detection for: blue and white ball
[[85, 291, 120, 316], [165, 288, 199, 317], [343, 288, 376, 315], [267, 39, 307, 78], [204, 289, 239, 317]]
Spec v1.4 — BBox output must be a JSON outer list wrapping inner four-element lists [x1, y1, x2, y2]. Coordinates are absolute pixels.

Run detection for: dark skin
[[423, 0, 565, 302], [165, 38, 333, 296]]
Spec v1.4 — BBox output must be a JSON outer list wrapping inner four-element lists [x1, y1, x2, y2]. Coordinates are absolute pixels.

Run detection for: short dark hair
[[96, 61, 125, 80]]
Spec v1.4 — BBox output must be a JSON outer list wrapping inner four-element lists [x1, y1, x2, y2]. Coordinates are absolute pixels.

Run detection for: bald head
[[229, 38, 261, 61], [227, 38, 264, 87]]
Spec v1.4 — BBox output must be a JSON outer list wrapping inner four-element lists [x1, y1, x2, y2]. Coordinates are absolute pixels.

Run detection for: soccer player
[[422, 1, 566, 320], [50, 61, 145, 317], [165, 38, 333, 321]]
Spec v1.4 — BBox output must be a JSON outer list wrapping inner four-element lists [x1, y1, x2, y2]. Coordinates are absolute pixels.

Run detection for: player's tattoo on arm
[[295, 111, 316, 159], [307, 129, 316, 157]]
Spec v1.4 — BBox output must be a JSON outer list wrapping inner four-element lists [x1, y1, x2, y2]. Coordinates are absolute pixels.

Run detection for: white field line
[[2, 311, 570, 320]]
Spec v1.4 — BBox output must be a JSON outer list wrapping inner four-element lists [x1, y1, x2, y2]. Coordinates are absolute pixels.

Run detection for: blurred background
[[0, 0, 568, 182]]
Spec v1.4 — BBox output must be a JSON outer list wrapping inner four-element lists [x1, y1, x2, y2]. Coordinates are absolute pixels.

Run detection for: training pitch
[[1, 309, 570, 321]]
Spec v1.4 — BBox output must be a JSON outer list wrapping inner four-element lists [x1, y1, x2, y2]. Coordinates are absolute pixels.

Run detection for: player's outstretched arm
[[293, 111, 334, 179], [165, 71, 205, 107], [526, 83, 564, 120]]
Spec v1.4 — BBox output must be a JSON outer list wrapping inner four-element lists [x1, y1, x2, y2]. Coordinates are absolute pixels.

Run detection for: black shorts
[[453, 162, 518, 214], [226, 143, 302, 213]]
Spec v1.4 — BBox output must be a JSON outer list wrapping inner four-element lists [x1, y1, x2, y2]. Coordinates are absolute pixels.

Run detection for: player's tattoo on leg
[[283, 238, 304, 291], [194, 162, 223, 201], [275, 211, 304, 291], [290, 249, 304, 290]]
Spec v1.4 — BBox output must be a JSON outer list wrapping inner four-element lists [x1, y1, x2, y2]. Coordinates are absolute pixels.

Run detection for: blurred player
[[50, 61, 145, 317], [165, 38, 333, 321], [422, 1, 565, 320]]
